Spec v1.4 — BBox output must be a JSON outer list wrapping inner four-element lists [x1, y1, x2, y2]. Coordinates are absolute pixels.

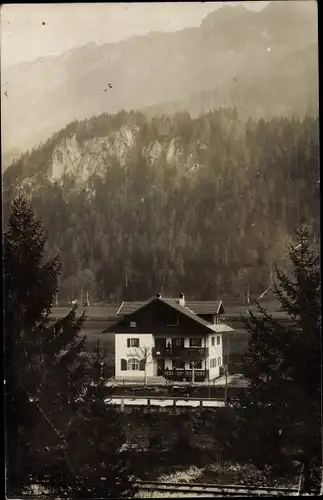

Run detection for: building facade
[[108, 294, 233, 382]]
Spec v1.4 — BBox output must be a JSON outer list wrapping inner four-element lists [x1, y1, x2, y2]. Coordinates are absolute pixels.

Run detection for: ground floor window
[[210, 358, 217, 368], [190, 360, 203, 369], [172, 359, 185, 370], [127, 358, 140, 370]]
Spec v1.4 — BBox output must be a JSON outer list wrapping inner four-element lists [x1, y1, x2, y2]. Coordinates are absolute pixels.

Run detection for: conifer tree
[[236, 224, 321, 491], [4, 195, 136, 497]]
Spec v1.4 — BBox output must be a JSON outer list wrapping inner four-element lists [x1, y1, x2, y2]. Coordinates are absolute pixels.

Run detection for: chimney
[[179, 292, 185, 307]]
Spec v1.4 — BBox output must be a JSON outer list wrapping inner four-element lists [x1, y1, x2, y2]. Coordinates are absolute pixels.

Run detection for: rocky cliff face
[[6, 122, 199, 197]]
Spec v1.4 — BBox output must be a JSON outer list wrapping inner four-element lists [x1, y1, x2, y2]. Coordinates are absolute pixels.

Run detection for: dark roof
[[117, 299, 223, 316], [50, 305, 120, 320], [105, 296, 232, 334], [160, 298, 218, 330], [186, 301, 223, 315], [117, 301, 147, 315]]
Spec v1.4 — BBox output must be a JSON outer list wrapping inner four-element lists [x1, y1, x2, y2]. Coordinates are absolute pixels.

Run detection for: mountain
[[2, 1, 318, 165], [144, 43, 318, 120], [3, 109, 320, 303]]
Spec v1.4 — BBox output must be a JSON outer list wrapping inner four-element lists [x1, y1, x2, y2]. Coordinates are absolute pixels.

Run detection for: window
[[211, 336, 215, 346], [190, 360, 202, 369], [214, 316, 219, 325], [210, 358, 217, 368], [218, 356, 222, 366], [189, 338, 202, 347], [172, 360, 185, 370], [127, 338, 139, 348], [127, 358, 140, 371], [216, 336, 221, 345], [174, 338, 184, 347], [130, 321, 137, 328]]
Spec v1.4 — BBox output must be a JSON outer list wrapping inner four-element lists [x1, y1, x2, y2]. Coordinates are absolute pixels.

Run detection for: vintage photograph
[[1, 1, 320, 497]]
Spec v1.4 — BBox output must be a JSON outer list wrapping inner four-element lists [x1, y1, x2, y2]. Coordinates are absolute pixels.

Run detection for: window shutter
[[121, 358, 127, 371], [139, 359, 146, 371], [127, 339, 130, 348]]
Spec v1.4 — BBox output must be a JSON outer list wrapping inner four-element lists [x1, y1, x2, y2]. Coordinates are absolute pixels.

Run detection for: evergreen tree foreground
[[4, 195, 136, 497], [235, 223, 321, 493]]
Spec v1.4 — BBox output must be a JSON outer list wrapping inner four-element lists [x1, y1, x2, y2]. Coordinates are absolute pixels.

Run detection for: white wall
[[115, 333, 156, 378], [207, 333, 223, 380], [115, 332, 223, 380]]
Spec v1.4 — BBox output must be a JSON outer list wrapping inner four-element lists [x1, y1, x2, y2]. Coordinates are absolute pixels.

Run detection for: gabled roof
[[116, 301, 146, 316], [117, 299, 224, 316], [106, 296, 232, 334], [50, 305, 120, 320], [186, 300, 224, 315]]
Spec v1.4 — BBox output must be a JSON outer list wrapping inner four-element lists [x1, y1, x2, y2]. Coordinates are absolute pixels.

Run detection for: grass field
[[81, 329, 115, 354]]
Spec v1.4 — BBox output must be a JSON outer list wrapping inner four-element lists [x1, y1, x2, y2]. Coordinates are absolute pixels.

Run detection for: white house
[[106, 293, 233, 383]]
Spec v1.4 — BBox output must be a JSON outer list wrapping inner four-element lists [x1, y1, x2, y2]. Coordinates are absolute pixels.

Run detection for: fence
[[105, 395, 226, 413]]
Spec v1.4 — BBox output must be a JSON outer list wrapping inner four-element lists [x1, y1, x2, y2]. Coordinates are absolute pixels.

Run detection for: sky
[[1, 2, 271, 67]]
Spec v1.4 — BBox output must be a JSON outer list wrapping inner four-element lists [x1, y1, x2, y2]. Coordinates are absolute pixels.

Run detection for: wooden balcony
[[164, 369, 208, 382], [152, 347, 208, 360]]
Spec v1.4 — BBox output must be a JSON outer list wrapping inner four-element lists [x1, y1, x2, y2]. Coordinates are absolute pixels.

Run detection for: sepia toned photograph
[[1, 1, 320, 497]]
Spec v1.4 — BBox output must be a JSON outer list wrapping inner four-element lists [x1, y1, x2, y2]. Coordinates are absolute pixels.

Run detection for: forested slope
[[3, 109, 319, 302]]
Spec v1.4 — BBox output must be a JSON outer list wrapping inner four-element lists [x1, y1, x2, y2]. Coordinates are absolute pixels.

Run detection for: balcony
[[152, 347, 208, 360], [164, 369, 208, 382]]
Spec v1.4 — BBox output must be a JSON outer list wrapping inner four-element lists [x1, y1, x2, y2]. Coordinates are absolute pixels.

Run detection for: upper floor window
[[130, 321, 137, 328], [127, 338, 139, 348], [218, 356, 222, 366], [216, 336, 221, 345], [214, 316, 219, 325], [189, 337, 202, 347], [211, 336, 215, 346], [173, 338, 184, 347]]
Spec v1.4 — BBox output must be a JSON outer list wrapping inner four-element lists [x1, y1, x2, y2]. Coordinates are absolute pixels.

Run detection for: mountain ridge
[[2, 1, 318, 166]]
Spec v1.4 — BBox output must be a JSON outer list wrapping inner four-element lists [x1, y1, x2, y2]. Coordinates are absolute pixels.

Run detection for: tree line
[[3, 108, 319, 304]]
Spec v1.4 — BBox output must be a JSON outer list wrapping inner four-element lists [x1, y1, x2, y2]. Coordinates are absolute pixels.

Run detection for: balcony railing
[[153, 347, 208, 360], [164, 369, 208, 381]]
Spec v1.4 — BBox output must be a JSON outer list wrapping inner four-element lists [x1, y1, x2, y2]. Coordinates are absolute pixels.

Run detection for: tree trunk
[[144, 365, 147, 386]]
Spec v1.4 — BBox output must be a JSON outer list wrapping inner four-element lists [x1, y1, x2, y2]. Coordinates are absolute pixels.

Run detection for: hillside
[[2, 1, 318, 164], [3, 109, 320, 303]]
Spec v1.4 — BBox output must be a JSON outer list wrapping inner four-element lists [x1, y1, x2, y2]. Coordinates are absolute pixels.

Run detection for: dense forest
[[3, 108, 319, 303]]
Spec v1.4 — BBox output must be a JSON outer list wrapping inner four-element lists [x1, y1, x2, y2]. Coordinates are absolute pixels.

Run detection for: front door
[[157, 358, 165, 376]]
